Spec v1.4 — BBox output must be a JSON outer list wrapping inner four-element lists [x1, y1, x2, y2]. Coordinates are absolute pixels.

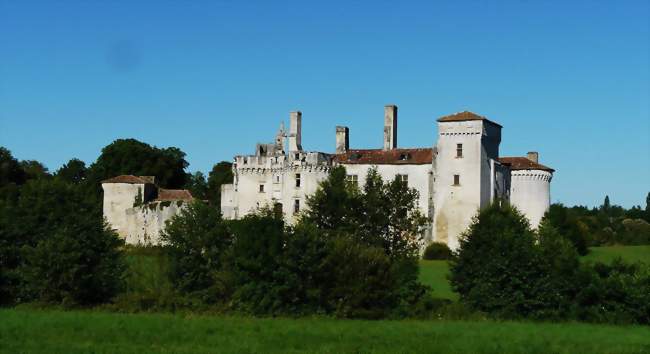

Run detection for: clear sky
[[1, 0, 648, 207]]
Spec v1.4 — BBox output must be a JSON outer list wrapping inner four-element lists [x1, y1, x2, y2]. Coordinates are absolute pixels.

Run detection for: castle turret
[[499, 153, 554, 228]]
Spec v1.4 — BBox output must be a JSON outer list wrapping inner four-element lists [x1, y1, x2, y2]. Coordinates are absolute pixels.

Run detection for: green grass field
[[582, 245, 650, 264], [1, 309, 649, 354], [418, 260, 456, 300]]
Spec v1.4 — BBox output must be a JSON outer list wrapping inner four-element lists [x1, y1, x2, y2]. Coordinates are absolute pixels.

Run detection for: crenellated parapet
[[510, 170, 553, 182]]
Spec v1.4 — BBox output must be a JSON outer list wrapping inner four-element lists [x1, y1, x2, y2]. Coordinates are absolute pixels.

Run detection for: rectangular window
[[294, 199, 300, 214], [453, 174, 460, 186], [274, 175, 280, 184], [346, 174, 358, 186], [396, 174, 408, 186], [295, 173, 301, 188], [456, 143, 463, 158], [259, 184, 265, 193]]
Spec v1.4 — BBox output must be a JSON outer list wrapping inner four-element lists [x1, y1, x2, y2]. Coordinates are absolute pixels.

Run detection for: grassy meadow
[[2, 308, 650, 354], [2, 246, 648, 353]]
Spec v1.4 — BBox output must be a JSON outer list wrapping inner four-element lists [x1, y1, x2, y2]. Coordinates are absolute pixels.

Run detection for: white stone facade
[[102, 176, 193, 245], [221, 105, 555, 251]]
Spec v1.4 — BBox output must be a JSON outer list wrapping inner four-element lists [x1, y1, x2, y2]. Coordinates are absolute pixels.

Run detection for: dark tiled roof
[[335, 148, 433, 165], [499, 157, 555, 172], [156, 189, 194, 201], [437, 111, 502, 127], [101, 175, 152, 184]]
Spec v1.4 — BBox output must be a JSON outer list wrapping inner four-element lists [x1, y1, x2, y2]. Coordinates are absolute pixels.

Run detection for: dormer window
[[456, 144, 463, 158], [399, 153, 411, 161]]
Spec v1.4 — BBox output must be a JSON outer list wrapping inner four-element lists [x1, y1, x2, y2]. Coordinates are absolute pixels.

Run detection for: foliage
[[449, 202, 560, 318], [0, 178, 125, 306], [55, 158, 87, 184], [87, 138, 189, 189], [184, 171, 208, 200], [206, 161, 233, 207], [422, 242, 453, 260], [572, 260, 650, 324], [19, 160, 51, 181], [543, 193, 650, 249], [161, 201, 233, 303], [0, 147, 26, 189]]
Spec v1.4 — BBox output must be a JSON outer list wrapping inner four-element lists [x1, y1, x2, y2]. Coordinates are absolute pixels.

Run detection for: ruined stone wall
[[122, 200, 188, 245]]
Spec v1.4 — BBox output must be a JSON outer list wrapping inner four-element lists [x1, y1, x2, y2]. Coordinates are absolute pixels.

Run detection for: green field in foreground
[[1, 309, 649, 354]]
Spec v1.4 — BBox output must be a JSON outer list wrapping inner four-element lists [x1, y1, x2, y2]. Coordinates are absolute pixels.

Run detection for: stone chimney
[[289, 111, 302, 151], [527, 151, 539, 163], [383, 105, 397, 151], [335, 126, 349, 154]]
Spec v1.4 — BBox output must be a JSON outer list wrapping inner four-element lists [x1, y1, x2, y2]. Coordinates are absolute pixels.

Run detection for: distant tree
[[184, 171, 208, 200], [543, 204, 589, 255], [646, 192, 650, 222], [0, 147, 26, 188], [602, 195, 611, 213], [206, 162, 233, 207], [19, 160, 50, 180], [88, 139, 189, 189], [55, 158, 87, 184]]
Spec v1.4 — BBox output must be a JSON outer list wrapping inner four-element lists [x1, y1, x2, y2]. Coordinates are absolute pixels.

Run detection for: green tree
[[19, 160, 50, 180], [184, 171, 208, 200], [206, 162, 233, 207], [162, 201, 233, 302], [1, 178, 125, 305], [88, 139, 189, 189], [449, 202, 554, 318], [303, 166, 360, 232], [55, 158, 87, 184], [602, 195, 611, 214], [0, 147, 26, 188]]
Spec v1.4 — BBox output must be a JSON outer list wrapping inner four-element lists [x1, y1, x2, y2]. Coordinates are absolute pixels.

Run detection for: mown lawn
[[1, 309, 649, 354], [418, 260, 456, 300], [582, 245, 650, 264]]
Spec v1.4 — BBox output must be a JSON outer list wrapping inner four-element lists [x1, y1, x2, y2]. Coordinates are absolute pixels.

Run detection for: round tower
[[500, 152, 554, 228]]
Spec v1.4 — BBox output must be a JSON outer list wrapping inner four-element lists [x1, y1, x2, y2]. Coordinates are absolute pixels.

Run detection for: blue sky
[[1, 0, 648, 207]]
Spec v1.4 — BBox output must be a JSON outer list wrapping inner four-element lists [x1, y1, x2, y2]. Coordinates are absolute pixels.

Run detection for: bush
[[449, 202, 559, 318], [21, 218, 125, 306], [161, 201, 233, 303], [571, 260, 650, 325], [422, 242, 452, 260]]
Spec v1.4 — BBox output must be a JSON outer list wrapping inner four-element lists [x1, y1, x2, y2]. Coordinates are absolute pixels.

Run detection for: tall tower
[[432, 111, 502, 250]]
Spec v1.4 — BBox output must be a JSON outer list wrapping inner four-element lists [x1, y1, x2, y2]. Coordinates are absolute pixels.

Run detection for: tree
[[162, 201, 233, 302], [449, 202, 555, 318], [19, 160, 50, 180], [55, 158, 87, 184], [0, 147, 26, 188], [206, 162, 233, 207], [88, 139, 189, 189], [1, 178, 125, 305], [184, 171, 208, 200], [646, 192, 650, 222], [602, 195, 611, 213], [303, 166, 360, 232]]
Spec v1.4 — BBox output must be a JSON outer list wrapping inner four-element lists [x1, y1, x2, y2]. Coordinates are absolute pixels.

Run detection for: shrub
[[161, 201, 233, 303], [571, 260, 650, 325], [422, 242, 452, 260], [449, 202, 557, 318]]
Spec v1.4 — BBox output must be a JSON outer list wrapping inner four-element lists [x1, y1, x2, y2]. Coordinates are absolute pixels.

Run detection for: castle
[[220, 105, 554, 250], [102, 105, 554, 250]]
